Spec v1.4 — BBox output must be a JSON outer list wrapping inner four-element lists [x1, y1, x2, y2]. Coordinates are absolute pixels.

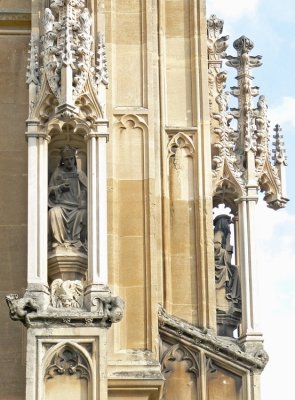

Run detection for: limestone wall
[[0, 1, 216, 398], [0, 32, 29, 399]]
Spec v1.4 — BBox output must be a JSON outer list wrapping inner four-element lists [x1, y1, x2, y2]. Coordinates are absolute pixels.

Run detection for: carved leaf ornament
[[207, 15, 288, 211]]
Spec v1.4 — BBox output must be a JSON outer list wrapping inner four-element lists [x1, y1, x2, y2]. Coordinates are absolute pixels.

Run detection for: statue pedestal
[[217, 309, 241, 337], [48, 247, 87, 282], [216, 286, 241, 337]]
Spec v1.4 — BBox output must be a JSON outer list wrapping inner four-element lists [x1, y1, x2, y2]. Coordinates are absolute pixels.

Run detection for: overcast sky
[[206, 1, 295, 398]]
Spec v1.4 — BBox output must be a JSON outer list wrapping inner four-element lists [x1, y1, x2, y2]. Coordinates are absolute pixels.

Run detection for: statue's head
[[60, 145, 77, 169], [213, 214, 231, 238]]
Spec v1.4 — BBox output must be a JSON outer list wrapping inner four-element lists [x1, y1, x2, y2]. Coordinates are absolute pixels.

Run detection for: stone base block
[[84, 283, 112, 312], [238, 332, 264, 352], [48, 247, 87, 282], [217, 308, 241, 337], [25, 283, 50, 311]]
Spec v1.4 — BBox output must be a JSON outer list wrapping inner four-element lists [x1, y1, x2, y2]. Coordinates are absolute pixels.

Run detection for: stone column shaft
[[86, 124, 109, 286], [238, 191, 263, 345], [26, 124, 49, 286]]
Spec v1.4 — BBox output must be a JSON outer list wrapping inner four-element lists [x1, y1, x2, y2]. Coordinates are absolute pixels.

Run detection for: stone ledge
[[0, 9, 31, 33], [158, 306, 268, 373]]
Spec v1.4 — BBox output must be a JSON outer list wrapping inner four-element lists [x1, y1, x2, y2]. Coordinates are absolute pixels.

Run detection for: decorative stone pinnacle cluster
[[207, 14, 288, 211]]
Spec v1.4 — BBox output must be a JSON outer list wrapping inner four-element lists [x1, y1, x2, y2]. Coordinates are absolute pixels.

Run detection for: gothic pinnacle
[[272, 124, 287, 166]]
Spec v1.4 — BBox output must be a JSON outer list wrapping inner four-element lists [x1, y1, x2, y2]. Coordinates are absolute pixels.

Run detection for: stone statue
[[213, 214, 241, 306], [48, 145, 87, 252], [79, 8, 92, 36], [93, 294, 125, 323], [44, 8, 55, 34]]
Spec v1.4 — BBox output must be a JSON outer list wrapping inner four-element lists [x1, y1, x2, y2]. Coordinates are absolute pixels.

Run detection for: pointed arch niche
[[212, 175, 243, 337], [44, 343, 92, 400], [47, 121, 89, 283], [112, 113, 150, 350], [159, 333, 248, 400], [161, 343, 199, 399], [164, 131, 197, 324]]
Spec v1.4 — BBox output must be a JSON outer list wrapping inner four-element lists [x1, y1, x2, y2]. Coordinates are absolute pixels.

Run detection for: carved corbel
[[92, 294, 125, 323], [6, 294, 38, 325]]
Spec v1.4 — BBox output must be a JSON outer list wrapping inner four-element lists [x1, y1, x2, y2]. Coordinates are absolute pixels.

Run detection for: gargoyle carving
[[93, 294, 125, 323], [6, 294, 38, 324]]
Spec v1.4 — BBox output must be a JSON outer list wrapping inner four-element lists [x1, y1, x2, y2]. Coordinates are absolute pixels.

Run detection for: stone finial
[[207, 14, 224, 41], [226, 36, 262, 73], [207, 15, 229, 60], [233, 35, 254, 54]]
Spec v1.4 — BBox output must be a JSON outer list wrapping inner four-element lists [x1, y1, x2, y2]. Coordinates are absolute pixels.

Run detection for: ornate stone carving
[[27, 0, 107, 126], [50, 279, 84, 308], [167, 132, 195, 177], [95, 33, 109, 88], [207, 15, 246, 211], [160, 343, 199, 400], [158, 306, 268, 373], [6, 294, 38, 324], [6, 282, 124, 328], [272, 124, 287, 167], [46, 345, 89, 379], [207, 15, 229, 113], [161, 344, 199, 377], [214, 215, 241, 304], [42, 1, 93, 101], [92, 294, 125, 323], [214, 214, 241, 336], [48, 145, 87, 253], [253, 95, 269, 174], [207, 17, 288, 211], [26, 36, 40, 87]]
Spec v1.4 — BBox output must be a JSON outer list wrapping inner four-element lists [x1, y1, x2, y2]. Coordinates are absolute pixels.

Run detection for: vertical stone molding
[[165, 131, 198, 324], [25, 123, 50, 307], [84, 124, 110, 311], [237, 194, 263, 346]]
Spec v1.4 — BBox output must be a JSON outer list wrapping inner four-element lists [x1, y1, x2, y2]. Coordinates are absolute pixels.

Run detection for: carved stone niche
[[213, 213, 242, 337], [45, 344, 91, 400], [48, 131, 88, 283]]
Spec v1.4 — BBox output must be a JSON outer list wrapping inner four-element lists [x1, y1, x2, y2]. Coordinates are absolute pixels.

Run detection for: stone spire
[[208, 27, 288, 210], [207, 16, 289, 356]]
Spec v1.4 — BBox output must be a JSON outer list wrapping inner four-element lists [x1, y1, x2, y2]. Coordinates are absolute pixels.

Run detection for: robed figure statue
[[48, 145, 87, 253], [213, 214, 241, 307]]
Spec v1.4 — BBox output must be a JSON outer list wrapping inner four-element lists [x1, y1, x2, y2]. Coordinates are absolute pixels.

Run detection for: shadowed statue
[[48, 145, 87, 253]]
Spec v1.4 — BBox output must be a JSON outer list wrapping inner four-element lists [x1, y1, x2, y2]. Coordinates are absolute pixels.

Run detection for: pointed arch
[[213, 160, 245, 214], [43, 341, 93, 400], [161, 343, 199, 399], [167, 131, 195, 167]]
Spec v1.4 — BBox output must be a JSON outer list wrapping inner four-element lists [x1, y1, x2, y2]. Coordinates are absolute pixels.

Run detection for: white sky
[[207, 1, 295, 398]]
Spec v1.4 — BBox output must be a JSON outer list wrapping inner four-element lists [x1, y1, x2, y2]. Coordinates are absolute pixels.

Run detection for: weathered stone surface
[[0, 33, 28, 400], [1, 2, 277, 399]]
